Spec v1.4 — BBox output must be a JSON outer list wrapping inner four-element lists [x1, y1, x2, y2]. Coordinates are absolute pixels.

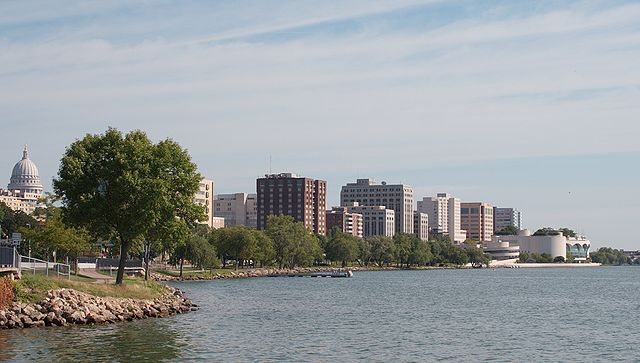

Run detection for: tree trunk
[[179, 257, 184, 278], [115, 240, 130, 285], [144, 242, 151, 281]]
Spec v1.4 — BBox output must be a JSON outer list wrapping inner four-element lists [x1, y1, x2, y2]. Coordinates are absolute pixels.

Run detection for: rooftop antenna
[[269, 154, 272, 174]]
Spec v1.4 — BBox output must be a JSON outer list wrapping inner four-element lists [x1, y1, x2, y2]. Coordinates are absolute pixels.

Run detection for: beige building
[[0, 190, 39, 215], [461, 202, 494, 242], [214, 193, 258, 228], [417, 193, 466, 243], [194, 179, 217, 228], [340, 179, 413, 234], [346, 204, 395, 238], [326, 206, 363, 238], [413, 211, 429, 241]]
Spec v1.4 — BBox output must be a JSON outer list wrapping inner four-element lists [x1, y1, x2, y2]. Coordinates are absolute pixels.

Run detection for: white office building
[[340, 179, 413, 234], [346, 204, 395, 238], [417, 193, 466, 243]]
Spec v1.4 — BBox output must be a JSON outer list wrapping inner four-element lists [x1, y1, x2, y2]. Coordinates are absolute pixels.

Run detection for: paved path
[[78, 268, 114, 284]]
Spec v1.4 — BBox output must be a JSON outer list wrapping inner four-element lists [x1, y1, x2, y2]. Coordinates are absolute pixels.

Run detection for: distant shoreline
[[155, 262, 605, 282]]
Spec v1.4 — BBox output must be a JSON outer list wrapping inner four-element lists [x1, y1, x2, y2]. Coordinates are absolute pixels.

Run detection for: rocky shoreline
[[152, 266, 411, 281], [0, 286, 195, 330]]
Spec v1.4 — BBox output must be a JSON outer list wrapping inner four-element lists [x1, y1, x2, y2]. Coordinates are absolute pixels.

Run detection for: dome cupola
[[7, 145, 43, 196]]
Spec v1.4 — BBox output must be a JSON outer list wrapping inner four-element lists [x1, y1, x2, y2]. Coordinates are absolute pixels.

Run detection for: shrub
[[0, 276, 14, 309]]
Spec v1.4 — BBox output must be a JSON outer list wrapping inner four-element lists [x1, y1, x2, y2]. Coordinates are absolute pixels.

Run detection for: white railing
[[19, 255, 71, 279]]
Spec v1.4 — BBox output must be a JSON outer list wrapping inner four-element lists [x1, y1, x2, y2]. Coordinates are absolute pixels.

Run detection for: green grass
[[13, 274, 169, 304]]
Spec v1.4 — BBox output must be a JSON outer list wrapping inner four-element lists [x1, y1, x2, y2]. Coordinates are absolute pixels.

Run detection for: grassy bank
[[13, 274, 169, 304]]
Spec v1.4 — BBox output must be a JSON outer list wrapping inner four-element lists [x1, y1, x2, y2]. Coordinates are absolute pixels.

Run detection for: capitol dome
[[7, 145, 43, 196]]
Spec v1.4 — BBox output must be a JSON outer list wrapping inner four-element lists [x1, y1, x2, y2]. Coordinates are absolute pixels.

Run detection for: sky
[[0, 0, 638, 249]]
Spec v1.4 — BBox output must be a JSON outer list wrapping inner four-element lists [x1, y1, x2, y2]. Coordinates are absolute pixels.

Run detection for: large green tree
[[325, 230, 359, 267], [265, 215, 322, 269], [368, 235, 394, 267], [53, 128, 204, 284]]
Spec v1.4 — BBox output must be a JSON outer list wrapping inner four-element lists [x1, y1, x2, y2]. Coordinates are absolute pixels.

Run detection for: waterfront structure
[[417, 193, 466, 243], [214, 193, 258, 228], [413, 212, 429, 241], [1, 146, 43, 215], [483, 241, 520, 260], [257, 173, 327, 235], [345, 203, 395, 238], [326, 207, 363, 238], [460, 202, 494, 242], [493, 207, 522, 232], [492, 229, 591, 260], [340, 179, 413, 234], [194, 179, 216, 229]]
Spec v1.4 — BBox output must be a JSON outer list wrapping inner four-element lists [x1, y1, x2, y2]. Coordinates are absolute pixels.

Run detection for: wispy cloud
[[0, 0, 638, 247]]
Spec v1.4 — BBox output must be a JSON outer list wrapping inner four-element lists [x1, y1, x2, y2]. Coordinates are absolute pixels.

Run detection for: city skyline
[[1, 1, 639, 249]]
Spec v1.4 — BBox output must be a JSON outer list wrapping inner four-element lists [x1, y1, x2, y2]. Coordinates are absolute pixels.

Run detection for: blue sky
[[1, 0, 638, 249]]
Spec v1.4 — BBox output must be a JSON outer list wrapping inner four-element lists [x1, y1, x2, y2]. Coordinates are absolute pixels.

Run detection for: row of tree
[[173, 215, 492, 273], [589, 247, 638, 265]]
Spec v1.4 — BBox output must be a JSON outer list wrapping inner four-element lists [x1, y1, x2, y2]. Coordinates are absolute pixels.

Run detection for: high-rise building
[[256, 173, 326, 235], [1, 145, 43, 215], [214, 193, 258, 228], [493, 207, 522, 232], [346, 204, 395, 238], [340, 179, 413, 234], [417, 193, 466, 243], [326, 206, 363, 238], [461, 202, 494, 242], [413, 211, 429, 241], [194, 179, 216, 228]]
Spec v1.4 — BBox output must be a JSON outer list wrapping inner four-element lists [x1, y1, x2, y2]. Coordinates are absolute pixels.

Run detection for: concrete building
[[483, 241, 520, 260], [492, 229, 591, 261], [346, 204, 395, 238], [493, 207, 522, 232], [340, 178, 413, 234], [257, 173, 326, 235], [413, 211, 429, 241], [214, 193, 258, 228], [211, 217, 225, 229], [326, 206, 363, 238], [461, 202, 494, 242], [1, 146, 43, 215], [417, 193, 466, 243], [194, 179, 216, 228]]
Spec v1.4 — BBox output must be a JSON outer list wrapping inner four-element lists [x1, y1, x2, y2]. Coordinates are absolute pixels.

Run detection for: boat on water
[[329, 269, 353, 278]]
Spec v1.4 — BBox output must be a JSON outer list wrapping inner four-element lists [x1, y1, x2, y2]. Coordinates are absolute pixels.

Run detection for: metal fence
[[19, 255, 71, 279]]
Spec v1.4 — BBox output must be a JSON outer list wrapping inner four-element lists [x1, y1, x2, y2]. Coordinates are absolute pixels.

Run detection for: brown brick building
[[256, 173, 326, 235]]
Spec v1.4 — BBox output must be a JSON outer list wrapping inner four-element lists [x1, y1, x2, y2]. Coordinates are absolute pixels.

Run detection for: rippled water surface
[[1, 267, 638, 362]]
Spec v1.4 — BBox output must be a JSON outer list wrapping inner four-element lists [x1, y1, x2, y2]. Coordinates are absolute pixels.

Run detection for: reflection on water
[[1, 316, 181, 362], [1, 267, 638, 362]]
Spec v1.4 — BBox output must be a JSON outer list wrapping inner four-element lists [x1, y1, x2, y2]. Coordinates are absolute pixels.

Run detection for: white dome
[[7, 145, 43, 195]]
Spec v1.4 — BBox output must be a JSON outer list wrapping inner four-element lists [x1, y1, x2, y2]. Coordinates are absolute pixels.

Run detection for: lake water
[[1, 267, 638, 362]]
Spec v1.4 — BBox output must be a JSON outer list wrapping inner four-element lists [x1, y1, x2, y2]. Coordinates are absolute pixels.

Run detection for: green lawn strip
[[12, 274, 168, 304]]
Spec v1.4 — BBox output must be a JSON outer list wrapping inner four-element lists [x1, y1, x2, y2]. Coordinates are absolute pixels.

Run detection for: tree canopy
[[53, 128, 204, 284]]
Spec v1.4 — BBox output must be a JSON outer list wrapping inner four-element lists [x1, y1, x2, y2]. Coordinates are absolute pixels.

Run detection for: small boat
[[330, 269, 353, 278]]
